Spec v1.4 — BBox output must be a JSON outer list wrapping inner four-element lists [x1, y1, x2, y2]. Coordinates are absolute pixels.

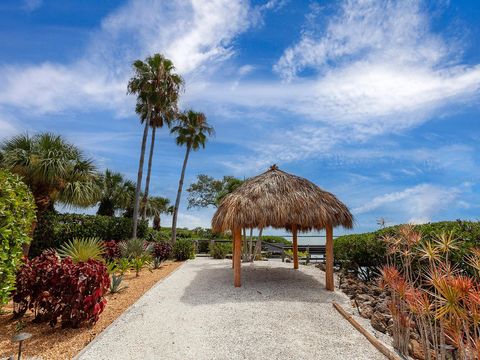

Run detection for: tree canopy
[[186, 175, 244, 209]]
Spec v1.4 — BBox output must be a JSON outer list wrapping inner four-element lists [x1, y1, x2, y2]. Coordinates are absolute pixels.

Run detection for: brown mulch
[[0, 261, 184, 360]]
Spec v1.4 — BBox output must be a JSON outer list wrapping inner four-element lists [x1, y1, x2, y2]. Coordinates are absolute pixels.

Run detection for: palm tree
[[142, 196, 171, 230], [97, 169, 135, 216], [127, 54, 183, 239], [138, 105, 178, 221], [170, 111, 214, 243], [0, 133, 99, 253]]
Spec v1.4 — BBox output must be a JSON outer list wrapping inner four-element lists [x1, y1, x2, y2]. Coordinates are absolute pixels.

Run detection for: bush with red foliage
[[152, 242, 172, 261], [103, 240, 121, 262], [13, 250, 110, 328]]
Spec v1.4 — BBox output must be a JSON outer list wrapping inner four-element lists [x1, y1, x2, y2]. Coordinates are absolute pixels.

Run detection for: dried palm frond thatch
[[212, 165, 353, 233]]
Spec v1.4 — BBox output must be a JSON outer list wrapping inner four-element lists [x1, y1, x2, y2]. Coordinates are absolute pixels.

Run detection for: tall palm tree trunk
[[141, 126, 156, 220], [171, 143, 191, 243], [132, 106, 151, 239]]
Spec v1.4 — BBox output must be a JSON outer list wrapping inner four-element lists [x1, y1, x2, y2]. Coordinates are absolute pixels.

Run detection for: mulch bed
[[0, 261, 183, 360]]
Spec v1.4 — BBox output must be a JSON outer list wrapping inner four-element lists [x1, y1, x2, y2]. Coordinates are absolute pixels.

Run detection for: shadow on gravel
[[180, 260, 339, 306]]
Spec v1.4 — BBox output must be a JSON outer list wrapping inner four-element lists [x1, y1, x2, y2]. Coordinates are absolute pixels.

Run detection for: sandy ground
[[77, 258, 387, 360]]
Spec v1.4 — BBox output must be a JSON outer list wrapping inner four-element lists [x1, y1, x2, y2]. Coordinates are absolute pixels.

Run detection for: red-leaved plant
[[152, 242, 172, 261], [13, 250, 110, 328], [103, 240, 122, 262], [381, 226, 480, 360]]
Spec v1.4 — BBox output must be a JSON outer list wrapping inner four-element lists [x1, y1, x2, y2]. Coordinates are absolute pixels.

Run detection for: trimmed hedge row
[[31, 213, 148, 256], [334, 220, 480, 276]]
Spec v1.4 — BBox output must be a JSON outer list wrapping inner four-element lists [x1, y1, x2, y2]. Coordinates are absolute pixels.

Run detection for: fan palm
[[170, 111, 214, 243], [127, 54, 183, 239], [57, 237, 105, 263], [0, 132, 99, 220], [142, 196, 171, 230], [97, 169, 136, 216]]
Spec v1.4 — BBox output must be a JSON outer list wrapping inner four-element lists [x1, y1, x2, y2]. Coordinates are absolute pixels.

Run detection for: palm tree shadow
[[179, 260, 341, 306]]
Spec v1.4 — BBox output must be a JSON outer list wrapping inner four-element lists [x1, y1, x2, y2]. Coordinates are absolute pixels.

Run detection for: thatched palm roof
[[212, 165, 353, 233]]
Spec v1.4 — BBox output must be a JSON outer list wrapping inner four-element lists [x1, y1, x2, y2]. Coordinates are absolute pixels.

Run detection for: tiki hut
[[212, 165, 353, 290]]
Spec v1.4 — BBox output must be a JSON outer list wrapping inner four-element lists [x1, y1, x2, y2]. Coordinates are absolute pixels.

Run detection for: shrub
[[210, 243, 232, 259], [152, 242, 172, 261], [259, 235, 290, 246], [0, 170, 36, 308], [334, 233, 386, 280], [173, 239, 195, 261], [334, 220, 480, 278], [57, 237, 105, 263], [103, 240, 121, 262], [120, 239, 152, 259], [31, 213, 148, 256], [13, 250, 110, 328]]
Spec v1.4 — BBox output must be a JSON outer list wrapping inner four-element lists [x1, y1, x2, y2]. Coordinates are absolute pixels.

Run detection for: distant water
[[273, 235, 327, 246]]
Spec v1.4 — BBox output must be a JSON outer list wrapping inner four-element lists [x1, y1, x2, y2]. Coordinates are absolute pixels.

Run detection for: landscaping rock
[[371, 312, 388, 333], [409, 339, 424, 359], [359, 304, 374, 319]]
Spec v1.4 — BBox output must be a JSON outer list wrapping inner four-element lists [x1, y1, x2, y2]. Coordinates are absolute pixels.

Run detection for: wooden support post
[[233, 227, 242, 287], [325, 224, 334, 291], [232, 231, 235, 269], [292, 224, 298, 270]]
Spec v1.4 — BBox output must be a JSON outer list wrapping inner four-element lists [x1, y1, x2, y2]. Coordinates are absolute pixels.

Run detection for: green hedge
[[334, 220, 480, 278], [0, 170, 36, 307], [31, 213, 148, 256], [173, 239, 195, 261]]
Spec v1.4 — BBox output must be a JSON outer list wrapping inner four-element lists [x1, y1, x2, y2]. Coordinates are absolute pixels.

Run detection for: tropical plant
[[170, 111, 214, 243], [109, 273, 127, 293], [57, 237, 105, 263], [152, 241, 172, 261], [119, 238, 152, 259], [0, 133, 99, 253], [103, 240, 122, 262], [13, 250, 110, 328], [115, 258, 132, 275], [31, 213, 148, 256], [381, 225, 480, 359], [210, 243, 232, 259], [0, 133, 99, 217], [131, 255, 152, 276], [173, 239, 195, 261], [142, 196, 171, 230], [152, 257, 163, 269], [96, 169, 135, 216], [127, 53, 184, 239], [0, 170, 36, 309]]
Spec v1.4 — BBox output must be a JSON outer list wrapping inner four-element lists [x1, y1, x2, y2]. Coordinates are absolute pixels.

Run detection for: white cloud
[[0, 0, 258, 116], [22, 0, 42, 12], [352, 184, 462, 224]]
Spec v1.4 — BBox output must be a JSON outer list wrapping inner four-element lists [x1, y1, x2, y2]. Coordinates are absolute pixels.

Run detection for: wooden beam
[[233, 226, 242, 287], [332, 302, 401, 360], [292, 224, 298, 270], [325, 223, 334, 291]]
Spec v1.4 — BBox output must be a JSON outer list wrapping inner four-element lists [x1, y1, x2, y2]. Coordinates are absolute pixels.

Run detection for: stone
[[357, 294, 375, 303], [370, 312, 387, 333], [374, 301, 389, 314], [409, 339, 424, 359], [359, 304, 373, 319]]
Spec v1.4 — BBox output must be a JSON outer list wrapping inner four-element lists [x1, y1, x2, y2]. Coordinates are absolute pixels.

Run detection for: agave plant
[[57, 237, 105, 263], [110, 274, 128, 293]]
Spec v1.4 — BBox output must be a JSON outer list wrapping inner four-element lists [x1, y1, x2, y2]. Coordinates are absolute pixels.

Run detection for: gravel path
[[77, 258, 386, 360]]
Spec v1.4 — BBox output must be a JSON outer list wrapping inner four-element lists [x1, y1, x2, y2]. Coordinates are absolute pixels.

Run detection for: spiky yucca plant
[[57, 237, 105, 263]]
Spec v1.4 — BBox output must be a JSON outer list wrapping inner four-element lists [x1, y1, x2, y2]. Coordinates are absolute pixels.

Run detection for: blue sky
[[1, 0, 480, 236]]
